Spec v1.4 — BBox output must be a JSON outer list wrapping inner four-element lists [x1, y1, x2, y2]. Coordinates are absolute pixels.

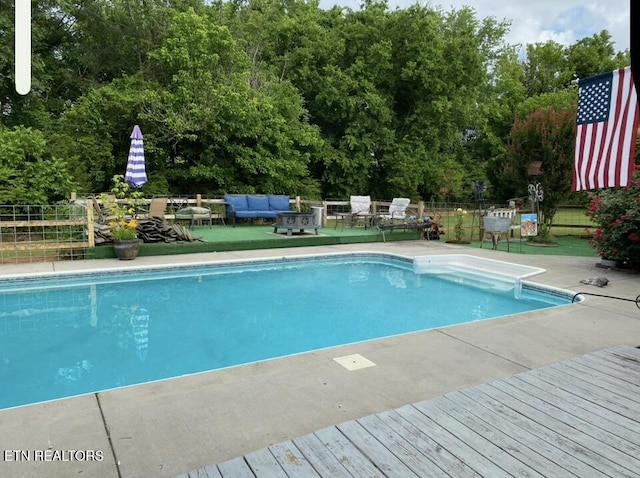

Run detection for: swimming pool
[[0, 253, 577, 410]]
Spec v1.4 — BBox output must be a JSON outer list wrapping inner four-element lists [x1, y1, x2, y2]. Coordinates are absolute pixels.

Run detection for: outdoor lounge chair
[[92, 194, 117, 224], [349, 195, 372, 227], [175, 206, 213, 227], [142, 197, 168, 219], [377, 197, 410, 224]]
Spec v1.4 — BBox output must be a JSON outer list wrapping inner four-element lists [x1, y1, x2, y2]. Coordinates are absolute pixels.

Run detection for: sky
[[318, 0, 631, 53]]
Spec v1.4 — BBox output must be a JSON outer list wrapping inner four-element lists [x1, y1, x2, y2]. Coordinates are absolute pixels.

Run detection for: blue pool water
[[0, 254, 572, 410]]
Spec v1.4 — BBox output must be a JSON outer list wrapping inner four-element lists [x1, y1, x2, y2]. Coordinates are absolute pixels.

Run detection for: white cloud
[[319, 0, 630, 52]]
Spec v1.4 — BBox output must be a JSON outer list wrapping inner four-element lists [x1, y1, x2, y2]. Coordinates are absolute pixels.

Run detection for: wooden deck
[[179, 345, 640, 477]]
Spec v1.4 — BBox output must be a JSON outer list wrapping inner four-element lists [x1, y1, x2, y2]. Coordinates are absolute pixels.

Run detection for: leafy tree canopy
[[0, 0, 631, 204]]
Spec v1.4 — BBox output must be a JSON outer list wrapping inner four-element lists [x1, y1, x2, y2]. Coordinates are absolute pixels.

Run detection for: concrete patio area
[[0, 240, 638, 478]]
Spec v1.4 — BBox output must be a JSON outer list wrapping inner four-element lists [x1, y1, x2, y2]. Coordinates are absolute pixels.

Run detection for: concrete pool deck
[[0, 240, 638, 478]]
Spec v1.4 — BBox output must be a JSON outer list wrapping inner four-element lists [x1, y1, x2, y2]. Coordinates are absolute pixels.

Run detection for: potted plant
[[102, 175, 144, 260], [110, 218, 140, 260]]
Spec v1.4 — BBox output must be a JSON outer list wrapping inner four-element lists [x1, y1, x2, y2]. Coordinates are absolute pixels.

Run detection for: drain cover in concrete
[[333, 354, 376, 370]]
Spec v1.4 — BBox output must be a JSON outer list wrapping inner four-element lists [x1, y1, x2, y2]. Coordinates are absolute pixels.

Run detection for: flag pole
[[632, 0, 639, 95], [632, 0, 639, 170]]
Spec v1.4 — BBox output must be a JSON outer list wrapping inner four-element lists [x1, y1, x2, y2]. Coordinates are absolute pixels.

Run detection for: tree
[[55, 75, 151, 193], [521, 41, 572, 96], [0, 126, 75, 204], [506, 104, 577, 237], [566, 31, 628, 81], [143, 7, 322, 195], [1, 0, 631, 204], [479, 47, 527, 200]]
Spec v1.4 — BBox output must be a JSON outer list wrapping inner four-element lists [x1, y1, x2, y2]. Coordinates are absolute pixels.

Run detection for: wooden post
[[321, 200, 327, 227], [196, 194, 202, 207], [86, 200, 95, 248]]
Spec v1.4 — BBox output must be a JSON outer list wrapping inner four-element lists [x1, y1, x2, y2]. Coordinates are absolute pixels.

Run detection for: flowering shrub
[[587, 174, 640, 270], [109, 218, 139, 240]]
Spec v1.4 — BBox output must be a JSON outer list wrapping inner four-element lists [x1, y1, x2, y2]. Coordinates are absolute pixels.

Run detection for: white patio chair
[[377, 198, 410, 224], [348, 195, 372, 228]]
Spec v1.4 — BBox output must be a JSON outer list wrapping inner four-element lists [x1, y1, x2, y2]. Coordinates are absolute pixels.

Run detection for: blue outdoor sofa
[[224, 194, 291, 226]]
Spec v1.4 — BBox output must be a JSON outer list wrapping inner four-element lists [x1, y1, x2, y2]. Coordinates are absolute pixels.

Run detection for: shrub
[[101, 175, 144, 242], [587, 173, 640, 270]]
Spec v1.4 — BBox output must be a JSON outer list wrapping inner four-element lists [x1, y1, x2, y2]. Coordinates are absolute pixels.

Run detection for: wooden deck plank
[[313, 426, 384, 477], [375, 409, 482, 478], [609, 344, 640, 356], [244, 448, 288, 478], [549, 359, 640, 401], [356, 414, 451, 478], [560, 359, 640, 399], [541, 361, 640, 409], [573, 354, 640, 386], [182, 347, 640, 478], [566, 355, 640, 389], [461, 386, 619, 477], [268, 441, 321, 478], [216, 457, 255, 478], [481, 381, 640, 478], [597, 346, 640, 369], [188, 466, 222, 478], [336, 420, 419, 477], [291, 433, 353, 478], [395, 404, 513, 478], [493, 376, 640, 463], [612, 344, 640, 357], [511, 373, 640, 446], [446, 390, 606, 478], [429, 395, 575, 477], [525, 366, 640, 421], [413, 399, 545, 478], [584, 347, 640, 368]]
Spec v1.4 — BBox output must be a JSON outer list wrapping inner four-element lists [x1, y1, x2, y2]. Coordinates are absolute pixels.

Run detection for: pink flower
[[629, 233, 640, 242]]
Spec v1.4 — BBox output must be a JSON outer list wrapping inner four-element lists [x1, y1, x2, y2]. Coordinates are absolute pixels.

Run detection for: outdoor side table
[[334, 212, 353, 229]]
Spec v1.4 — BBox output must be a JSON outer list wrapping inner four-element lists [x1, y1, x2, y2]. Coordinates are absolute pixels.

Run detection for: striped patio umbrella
[[130, 307, 149, 362], [124, 125, 147, 188]]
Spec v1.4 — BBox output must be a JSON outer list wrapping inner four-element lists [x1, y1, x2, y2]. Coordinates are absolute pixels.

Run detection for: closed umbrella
[[130, 307, 149, 362], [125, 125, 147, 188]]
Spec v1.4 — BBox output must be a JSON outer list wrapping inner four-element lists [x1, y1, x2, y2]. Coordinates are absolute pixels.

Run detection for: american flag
[[572, 66, 639, 191]]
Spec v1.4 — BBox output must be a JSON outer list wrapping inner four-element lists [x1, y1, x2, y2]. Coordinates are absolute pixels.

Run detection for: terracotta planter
[[113, 239, 140, 260]]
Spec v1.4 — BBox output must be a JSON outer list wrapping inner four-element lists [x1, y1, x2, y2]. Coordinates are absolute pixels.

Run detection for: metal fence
[[0, 203, 92, 264], [0, 197, 594, 264], [430, 202, 594, 241]]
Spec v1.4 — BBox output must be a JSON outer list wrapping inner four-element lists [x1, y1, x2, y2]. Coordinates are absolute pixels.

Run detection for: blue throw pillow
[[224, 195, 249, 213], [268, 195, 290, 211], [247, 195, 270, 211]]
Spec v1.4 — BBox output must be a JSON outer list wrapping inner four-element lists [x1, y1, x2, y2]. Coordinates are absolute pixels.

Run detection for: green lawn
[[90, 217, 600, 260], [438, 207, 594, 243]]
